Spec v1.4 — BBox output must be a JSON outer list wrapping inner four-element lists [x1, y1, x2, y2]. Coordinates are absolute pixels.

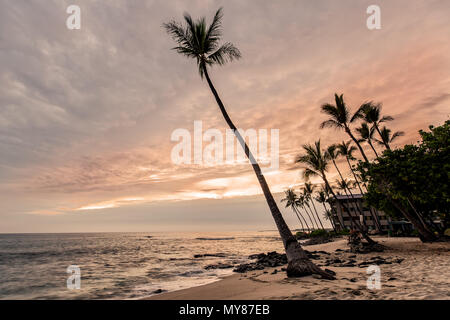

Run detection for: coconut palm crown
[[320, 94, 370, 162], [163, 8, 241, 78]]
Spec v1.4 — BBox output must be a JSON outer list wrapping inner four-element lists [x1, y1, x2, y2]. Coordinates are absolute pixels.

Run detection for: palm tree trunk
[[295, 208, 311, 233], [320, 171, 376, 244], [296, 207, 311, 232], [291, 207, 305, 232], [345, 126, 369, 163], [332, 159, 364, 229], [322, 202, 337, 232], [310, 197, 325, 229], [304, 203, 318, 230], [345, 157, 364, 194], [375, 177, 437, 242], [368, 140, 379, 157], [202, 66, 334, 279], [345, 157, 383, 231]]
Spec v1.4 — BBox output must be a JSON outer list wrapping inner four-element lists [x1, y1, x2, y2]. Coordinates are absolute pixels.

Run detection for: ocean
[[0, 231, 284, 300]]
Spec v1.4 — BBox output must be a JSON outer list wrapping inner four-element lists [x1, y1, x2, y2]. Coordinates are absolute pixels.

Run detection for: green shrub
[[295, 231, 309, 239], [309, 229, 329, 238], [336, 229, 350, 236]]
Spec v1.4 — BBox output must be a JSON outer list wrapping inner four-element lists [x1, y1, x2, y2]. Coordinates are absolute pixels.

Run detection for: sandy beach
[[148, 237, 450, 300]]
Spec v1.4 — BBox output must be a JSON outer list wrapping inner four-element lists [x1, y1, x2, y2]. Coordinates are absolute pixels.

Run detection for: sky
[[0, 0, 449, 233]]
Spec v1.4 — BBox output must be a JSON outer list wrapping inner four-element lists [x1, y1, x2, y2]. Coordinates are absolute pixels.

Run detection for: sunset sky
[[0, 0, 449, 233]]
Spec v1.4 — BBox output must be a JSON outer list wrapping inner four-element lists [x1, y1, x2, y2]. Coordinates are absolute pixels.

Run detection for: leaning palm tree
[[354, 102, 394, 150], [373, 126, 405, 150], [356, 122, 379, 157], [320, 94, 369, 163], [281, 189, 307, 233], [304, 182, 325, 229], [296, 140, 376, 244], [164, 9, 333, 279]]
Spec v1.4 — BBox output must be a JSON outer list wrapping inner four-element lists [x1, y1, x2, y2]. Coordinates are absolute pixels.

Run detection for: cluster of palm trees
[[288, 94, 404, 242], [281, 183, 326, 233]]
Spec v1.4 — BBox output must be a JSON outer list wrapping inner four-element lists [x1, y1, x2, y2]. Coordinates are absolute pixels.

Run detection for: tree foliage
[[361, 120, 450, 231]]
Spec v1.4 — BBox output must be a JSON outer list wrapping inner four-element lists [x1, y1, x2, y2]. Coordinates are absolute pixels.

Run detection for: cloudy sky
[[0, 0, 449, 233]]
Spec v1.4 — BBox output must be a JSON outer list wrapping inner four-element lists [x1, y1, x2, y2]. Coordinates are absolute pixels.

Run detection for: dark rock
[[341, 263, 356, 267], [204, 263, 234, 270], [324, 269, 336, 276], [303, 236, 333, 246], [152, 289, 166, 294], [388, 277, 397, 281], [235, 251, 288, 273], [271, 269, 278, 274]]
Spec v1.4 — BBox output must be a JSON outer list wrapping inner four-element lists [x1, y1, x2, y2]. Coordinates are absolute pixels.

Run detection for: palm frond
[[380, 115, 394, 123], [207, 42, 241, 65], [205, 8, 223, 51], [164, 8, 241, 80], [390, 131, 404, 142], [320, 119, 343, 129]]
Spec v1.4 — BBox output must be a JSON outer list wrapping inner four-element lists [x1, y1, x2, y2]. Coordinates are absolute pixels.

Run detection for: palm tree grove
[[164, 8, 449, 283]]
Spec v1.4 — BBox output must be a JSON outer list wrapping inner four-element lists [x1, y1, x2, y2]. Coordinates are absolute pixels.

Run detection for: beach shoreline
[[147, 237, 450, 300]]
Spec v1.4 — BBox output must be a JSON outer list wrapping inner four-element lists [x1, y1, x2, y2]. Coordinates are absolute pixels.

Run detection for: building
[[330, 194, 391, 233]]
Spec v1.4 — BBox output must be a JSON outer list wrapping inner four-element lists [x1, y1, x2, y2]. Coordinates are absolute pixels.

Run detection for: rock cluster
[[204, 263, 234, 270], [233, 251, 288, 273], [203, 248, 405, 274], [232, 250, 330, 273]]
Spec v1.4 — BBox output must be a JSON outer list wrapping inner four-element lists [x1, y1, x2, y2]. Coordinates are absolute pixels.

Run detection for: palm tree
[[294, 195, 312, 233], [320, 94, 369, 163], [315, 188, 336, 232], [355, 103, 395, 150], [301, 188, 319, 230], [281, 189, 308, 233], [326, 144, 347, 184], [373, 127, 405, 150], [164, 9, 333, 279], [296, 140, 376, 244], [297, 193, 316, 230], [335, 178, 360, 228], [336, 141, 365, 194], [304, 182, 325, 229], [336, 141, 383, 232], [356, 122, 379, 157]]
